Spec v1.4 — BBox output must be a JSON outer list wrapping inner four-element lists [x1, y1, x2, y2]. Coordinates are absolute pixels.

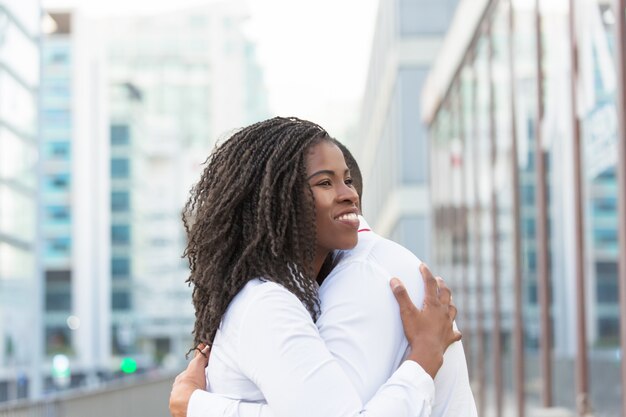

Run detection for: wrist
[[406, 342, 444, 379]]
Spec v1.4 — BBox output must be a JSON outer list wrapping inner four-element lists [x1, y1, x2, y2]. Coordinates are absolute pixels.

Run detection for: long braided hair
[[183, 117, 332, 347]]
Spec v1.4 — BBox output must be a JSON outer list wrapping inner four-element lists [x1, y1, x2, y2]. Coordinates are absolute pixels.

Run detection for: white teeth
[[336, 213, 358, 221]]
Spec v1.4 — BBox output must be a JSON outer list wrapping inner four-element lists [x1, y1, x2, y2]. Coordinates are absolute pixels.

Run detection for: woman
[[180, 117, 458, 416]]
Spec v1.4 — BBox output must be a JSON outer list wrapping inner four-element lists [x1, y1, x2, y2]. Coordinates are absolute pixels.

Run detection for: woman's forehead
[[306, 141, 347, 172]]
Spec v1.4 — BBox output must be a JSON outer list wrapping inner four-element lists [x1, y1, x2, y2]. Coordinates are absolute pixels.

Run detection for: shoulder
[[222, 279, 311, 329], [321, 234, 425, 306], [237, 279, 305, 311], [337, 233, 421, 275], [369, 235, 421, 268]]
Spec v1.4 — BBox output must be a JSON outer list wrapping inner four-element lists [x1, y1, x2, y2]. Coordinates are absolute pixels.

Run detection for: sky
[[45, 0, 380, 137]]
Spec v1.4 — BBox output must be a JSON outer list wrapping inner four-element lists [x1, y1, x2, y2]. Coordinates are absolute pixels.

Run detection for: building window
[[112, 257, 131, 277], [521, 184, 535, 205], [46, 173, 70, 190], [596, 261, 618, 303], [110, 124, 130, 146], [597, 317, 619, 344], [46, 237, 71, 256], [46, 270, 71, 284], [111, 191, 130, 212], [51, 51, 69, 64], [112, 291, 131, 310], [593, 196, 617, 213], [47, 142, 70, 159], [45, 270, 72, 312], [111, 224, 130, 244], [45, 327, 72, 355], [522, 218, 536, 238], [42, 109, 71, 124], [46, 205, 70, 223], [111, 158, 130, 178], [594, 228, 617, 244]]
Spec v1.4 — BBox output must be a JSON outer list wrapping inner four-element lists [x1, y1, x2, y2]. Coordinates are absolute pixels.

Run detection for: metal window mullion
[[472, 55, 487, 417], [567, 0, 592, 414], [458, 73, 473, 375], [487, 20, 504, 417], [507, 0, 526, 415], [534, 0, 553, 407]]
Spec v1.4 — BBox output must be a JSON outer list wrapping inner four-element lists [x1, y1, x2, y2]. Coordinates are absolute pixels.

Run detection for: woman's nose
[[338, 182, 358, 205]]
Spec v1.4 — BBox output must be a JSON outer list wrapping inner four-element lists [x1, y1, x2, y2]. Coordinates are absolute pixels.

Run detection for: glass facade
[[0, 0, 40, 402], [41, 13, 74, 359], [109, 114, 133, 355], [427, 0, 625, 415], [359, 0, 457, 259], [104, 4, 269, 365]]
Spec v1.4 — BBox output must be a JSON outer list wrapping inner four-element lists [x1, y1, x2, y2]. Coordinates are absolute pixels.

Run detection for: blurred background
[[0, 0, 625, 416]]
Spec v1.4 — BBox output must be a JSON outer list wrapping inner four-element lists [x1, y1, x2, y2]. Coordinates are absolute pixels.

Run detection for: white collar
[[357, 215, 372, 232]]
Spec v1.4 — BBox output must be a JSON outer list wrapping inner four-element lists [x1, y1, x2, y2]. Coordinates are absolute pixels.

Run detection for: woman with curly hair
[[177, 117, 459, 417]]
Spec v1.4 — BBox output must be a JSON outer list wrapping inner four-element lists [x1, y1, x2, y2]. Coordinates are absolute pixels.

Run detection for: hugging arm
[[172, 265, 459, 417]]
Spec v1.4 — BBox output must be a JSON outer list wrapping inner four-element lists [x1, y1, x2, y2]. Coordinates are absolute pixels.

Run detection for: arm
[[183, 275, 434, 417], [317, 261, 476, 417], [180, 265, 459, 417], [231, 282, 435, 417]]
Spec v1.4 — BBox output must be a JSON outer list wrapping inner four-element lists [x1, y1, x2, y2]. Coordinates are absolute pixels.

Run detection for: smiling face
[[306, 140, 359, 262]]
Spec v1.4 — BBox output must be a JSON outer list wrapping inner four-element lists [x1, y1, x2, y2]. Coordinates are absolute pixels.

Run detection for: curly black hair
[[182, 117, 334, 347]]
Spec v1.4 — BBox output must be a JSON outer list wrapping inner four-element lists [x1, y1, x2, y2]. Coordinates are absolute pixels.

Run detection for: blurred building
[[34, 0, 269, 393], [356, 0, 458, 259], [101, 2, 269, 369], [40, 7, 111, 391], [0, 0, 41, 401], [423, 0, 625, 415]]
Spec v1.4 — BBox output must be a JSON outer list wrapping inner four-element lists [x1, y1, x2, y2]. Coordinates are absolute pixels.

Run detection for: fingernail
[[201, 345, 210, 353], [390, 278, 400, 290]]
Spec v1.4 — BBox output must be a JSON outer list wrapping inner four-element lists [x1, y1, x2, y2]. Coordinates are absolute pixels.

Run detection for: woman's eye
[[317, 180, 332, 187], [345, 178, 354, 186]]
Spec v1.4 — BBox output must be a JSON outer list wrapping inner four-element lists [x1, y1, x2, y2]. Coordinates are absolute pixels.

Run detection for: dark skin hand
[[390, 263, 462, 379], [169, 345, 210, 417]]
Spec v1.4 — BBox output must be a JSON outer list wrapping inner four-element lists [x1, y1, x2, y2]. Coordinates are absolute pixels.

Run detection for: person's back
[[317, 217, 476, 416]]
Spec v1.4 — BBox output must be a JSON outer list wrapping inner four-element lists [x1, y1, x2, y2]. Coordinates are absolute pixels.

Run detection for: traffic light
[[52, 354, 71, 388], [120, 357, 137, 374]]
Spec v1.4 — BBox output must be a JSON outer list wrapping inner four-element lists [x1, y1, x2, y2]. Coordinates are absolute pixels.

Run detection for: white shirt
[[188, 217, 476, 417]]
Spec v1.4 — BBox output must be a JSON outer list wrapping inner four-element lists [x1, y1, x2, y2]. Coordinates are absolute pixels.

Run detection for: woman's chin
[[337, 236, 358, 250]]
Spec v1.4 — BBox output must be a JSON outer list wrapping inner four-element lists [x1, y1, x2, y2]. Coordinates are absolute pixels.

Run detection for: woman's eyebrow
[[307, 168, 350, 181], [307, 170, 335, 180]]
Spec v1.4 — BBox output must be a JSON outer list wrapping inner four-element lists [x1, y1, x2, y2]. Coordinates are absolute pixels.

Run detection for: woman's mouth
[[335, 212, 359, 229]]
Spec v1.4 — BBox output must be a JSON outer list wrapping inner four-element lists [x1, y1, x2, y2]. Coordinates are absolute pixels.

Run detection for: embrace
[[169, 117, 477, 417]]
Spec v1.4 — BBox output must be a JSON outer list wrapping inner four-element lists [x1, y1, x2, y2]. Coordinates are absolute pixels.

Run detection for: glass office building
[[357, 0, 458, 257], [0, 0, 40, 401], [422, 0, 626, 415], [103, 2, 268, 368], [41, 12, 73, 362]]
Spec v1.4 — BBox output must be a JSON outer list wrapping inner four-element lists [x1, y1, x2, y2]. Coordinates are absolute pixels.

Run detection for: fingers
[[390, 278, 416, 313], [201, 344, 211, 357], [193, 343, 207, 358], [419, 263, 438, 299], [189, 344, 210, 370], [436, 276, 452, 304], [191, 352, 209, 369]]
